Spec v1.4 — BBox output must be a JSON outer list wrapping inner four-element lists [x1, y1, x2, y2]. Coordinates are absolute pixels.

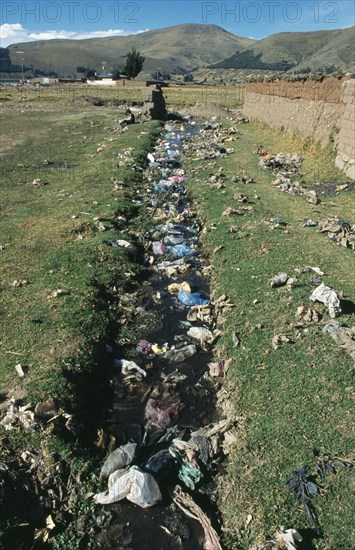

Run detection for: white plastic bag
[[187, 326, 214, 345], [310, 283, 341, 318], [94, 466, 162, 508]]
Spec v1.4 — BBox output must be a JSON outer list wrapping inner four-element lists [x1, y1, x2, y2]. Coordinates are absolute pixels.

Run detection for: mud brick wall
[[243, 77, 355, 179], [335, 80, 355, 180]]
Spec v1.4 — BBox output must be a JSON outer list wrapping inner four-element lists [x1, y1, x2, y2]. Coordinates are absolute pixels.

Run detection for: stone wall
[[243, 77, 355, 179]]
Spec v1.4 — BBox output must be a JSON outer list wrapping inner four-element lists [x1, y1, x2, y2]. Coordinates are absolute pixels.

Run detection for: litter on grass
[[276, 528, 303, 550], [310, 283, 341, 318]]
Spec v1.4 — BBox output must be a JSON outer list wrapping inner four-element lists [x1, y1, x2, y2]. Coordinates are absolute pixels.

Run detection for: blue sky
[[1, 1, 354, 47]]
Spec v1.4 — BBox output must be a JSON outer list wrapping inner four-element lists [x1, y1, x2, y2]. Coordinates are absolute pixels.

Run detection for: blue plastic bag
[[177, 289, 209, 306], [166, 244, 196, 258]]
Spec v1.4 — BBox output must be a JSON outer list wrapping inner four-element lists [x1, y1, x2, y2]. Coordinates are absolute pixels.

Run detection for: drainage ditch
[[91, 122, 238, 550]]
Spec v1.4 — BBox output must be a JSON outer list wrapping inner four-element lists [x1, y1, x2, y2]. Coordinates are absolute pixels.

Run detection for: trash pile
[[94, 122, 239, 547], [271, 175, 321, 205], [258, 152, 303, 173], [257, 150, 323, 206], [318, 217, 355, 250], [181, 122, 236, 161]]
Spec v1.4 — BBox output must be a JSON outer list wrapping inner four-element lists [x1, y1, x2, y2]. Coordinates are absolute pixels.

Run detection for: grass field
[[0, 82, 244, 110], [0, 85, 354, 549], [0, 97, 164, 545], [0, 98, 161, 405], [184, 121, 355, 549]]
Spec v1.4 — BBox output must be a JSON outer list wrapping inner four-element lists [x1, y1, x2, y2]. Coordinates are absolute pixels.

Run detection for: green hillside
[[6, 24, 354, 78], [8, 24, 255, 77], [210, 27, 355, 73]]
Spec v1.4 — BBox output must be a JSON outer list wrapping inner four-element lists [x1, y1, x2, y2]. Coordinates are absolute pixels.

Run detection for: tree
[[85, 68, 96, 79], [124, 48, 145, 79], [0, 48, 12, 72]]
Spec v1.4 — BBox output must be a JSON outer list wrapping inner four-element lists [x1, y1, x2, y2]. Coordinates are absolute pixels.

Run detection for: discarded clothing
[[173, 487, 222, 550], [152, 241, 167, 255], [136, 340, 152, 354]]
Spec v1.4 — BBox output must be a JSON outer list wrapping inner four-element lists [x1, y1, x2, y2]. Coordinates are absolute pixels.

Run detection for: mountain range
[[5, 23, 355, 78]]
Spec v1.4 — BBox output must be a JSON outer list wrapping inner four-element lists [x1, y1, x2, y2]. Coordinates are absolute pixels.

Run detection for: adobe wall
[[243, 77, 354, 179], [335, 80, 355, 179]]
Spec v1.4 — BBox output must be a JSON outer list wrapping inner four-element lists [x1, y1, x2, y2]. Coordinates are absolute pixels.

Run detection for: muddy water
[[96, 124, 223, 550]]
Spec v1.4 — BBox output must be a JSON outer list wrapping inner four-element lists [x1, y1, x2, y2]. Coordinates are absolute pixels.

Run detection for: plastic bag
[[310, 283, 341, 318], [187, 326, 214, 345], [99, 443, 137, 481], [164, 344, 197, 364], [152, 241, 167, 255], [114, 359, 147, 377], [136, 340, 152, 354], [269, 272, 289, 287], [167, 244, 197, 258], [178, 289, 210, 306], [94, 465, 162, 508], [145, 393, 180, 435]]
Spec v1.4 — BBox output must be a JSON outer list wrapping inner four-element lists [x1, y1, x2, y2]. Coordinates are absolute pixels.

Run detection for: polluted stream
[[92, 122, 238, 550]]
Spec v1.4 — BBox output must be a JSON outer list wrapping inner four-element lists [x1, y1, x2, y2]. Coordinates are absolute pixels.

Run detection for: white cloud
[[0, 23, 148, 48]]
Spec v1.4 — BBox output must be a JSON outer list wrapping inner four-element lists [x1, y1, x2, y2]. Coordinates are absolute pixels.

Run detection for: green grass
[[1, 88, 353, 549], [0, 104, 160, 404], [0, 97, 163, 547], [185, 122, 355, 549], [0, 82, 244, 111]]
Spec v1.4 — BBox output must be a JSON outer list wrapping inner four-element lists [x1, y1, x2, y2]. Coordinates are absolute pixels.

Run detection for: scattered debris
[[0, 399, 36, 431], [322, 322, 355, 359], [310, 283, 341, 318], [296, 305, 322, 323], [11, 279, 28, 287], [259, 152, 303, 172], [47, 288, 68, 300], [286, 465, 321, 529], [164, 344, 197, 364], [187, 326, 215, 346], [276, 528, 303, 550], [178, 289, 210, 306], [269, 272, 295, 288], [144, 389, 181, 435], [318, 217, 355, 250], [15, 363, 27, 377], [272, 334, 292, 350], [303, 219, 317, 227], [294, 266, 324, 276], [222, 207, 241, 217]]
